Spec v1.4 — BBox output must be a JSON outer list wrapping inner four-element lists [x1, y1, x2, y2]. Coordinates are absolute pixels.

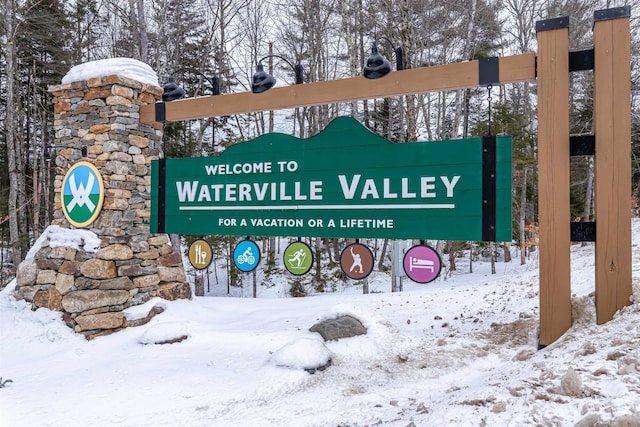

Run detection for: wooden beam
[[140, 53, 536, 124], [536, 19, 572, 346], [593, 8, 633, 324]]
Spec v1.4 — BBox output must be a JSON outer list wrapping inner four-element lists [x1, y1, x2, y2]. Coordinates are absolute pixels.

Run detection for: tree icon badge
[[61, 161, 105, 228]]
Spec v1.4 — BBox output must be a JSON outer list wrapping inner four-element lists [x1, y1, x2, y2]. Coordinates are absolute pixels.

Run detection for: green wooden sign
[[151, 116, 511, 241]]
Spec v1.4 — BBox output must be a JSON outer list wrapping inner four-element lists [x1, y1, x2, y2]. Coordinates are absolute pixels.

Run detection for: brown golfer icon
[[349, 246, 363, 273], [340, 243, 374, 280]]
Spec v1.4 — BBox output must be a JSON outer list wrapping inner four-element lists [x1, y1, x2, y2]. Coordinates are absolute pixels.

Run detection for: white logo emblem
[[66, 172, 96, 212]]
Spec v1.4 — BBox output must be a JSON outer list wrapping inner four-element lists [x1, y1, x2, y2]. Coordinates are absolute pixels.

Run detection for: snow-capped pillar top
[[61, 58, 160, 87]]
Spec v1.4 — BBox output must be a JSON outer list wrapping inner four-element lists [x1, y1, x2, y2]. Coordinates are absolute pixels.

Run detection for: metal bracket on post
[[482, 135, 497, 242], [594, 6, 631, 23], [155, 102, 166, 123], [536, 16, 570, 32], [571, 222, 596, 242], [478, 57, 499, 86], [569, 134, 596, 156], [569, 49, 594, 72]]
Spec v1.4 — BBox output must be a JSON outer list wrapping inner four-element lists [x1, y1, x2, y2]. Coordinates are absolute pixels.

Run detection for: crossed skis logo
[[61, 161, 104, 227]]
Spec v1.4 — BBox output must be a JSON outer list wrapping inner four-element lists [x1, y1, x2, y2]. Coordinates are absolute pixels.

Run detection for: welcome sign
[[151, 117, 511, 241]]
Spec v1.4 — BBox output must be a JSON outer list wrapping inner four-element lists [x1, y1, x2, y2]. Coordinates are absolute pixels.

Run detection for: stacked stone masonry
[[13, 74, 191, 339]]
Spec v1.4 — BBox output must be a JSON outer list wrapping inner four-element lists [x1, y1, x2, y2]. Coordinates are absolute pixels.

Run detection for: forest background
[[1, 0, 639, 292]]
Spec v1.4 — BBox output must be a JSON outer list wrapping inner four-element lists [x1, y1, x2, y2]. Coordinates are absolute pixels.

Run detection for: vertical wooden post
[[593, 7, 633, 323], [536, 17, 572, 346]]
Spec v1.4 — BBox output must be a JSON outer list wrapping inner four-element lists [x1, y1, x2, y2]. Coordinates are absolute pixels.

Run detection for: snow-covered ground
[[1, 222, 639, 427]]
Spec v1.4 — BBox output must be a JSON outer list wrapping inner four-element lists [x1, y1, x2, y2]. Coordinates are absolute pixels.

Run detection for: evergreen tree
[[9, 0, 72, 261], [67, 0, 106, 63]]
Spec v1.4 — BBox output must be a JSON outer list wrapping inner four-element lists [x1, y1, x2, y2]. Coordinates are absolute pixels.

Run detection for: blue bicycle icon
[[233, 240, 260, 272], [237, 247, 256, 265]]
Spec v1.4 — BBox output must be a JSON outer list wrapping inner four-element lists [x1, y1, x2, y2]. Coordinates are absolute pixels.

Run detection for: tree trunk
[[340, 0, 359, 117], [447, 241, 456, 271], [195, 274, 204, 296], [41, 107, 51, 230], [267, 236, 276, 271], [169, 234, 182, 255], [127, 0, 141, 58], [491, 242, 496, 274], [135, 0, 148, 62], [378, 239, 389, 271], [358, 0, 369, 127], [519, 167, 528, 265], [453, 0, 477, 137], [503, 242, 512, 263], [313, 238, 324, 292], [583, 157, 594, 221], [252, 268, 257, 298], [227, 239, 234, 291], [323, 238, 336, 266], [5, 0, 22, 268]]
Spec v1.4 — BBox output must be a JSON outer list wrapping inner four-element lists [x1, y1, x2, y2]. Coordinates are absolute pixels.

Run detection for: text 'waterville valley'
[[175, 175, 461, 203]]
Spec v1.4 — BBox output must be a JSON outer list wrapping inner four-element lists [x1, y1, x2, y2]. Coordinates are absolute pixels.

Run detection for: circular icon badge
[[188, 239, 213, 270], [61, 161, 105, 228], [403, 244, 442, 284], [233, 239, 260, 272], [283, 241, 313, 275], [340, 243, 374, 280]]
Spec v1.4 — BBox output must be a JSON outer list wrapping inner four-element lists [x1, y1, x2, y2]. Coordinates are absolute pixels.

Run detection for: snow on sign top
[[61, 57, 159, 87]]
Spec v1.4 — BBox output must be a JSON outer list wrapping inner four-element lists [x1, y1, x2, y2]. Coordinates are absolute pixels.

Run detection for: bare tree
[[133, 0, 148, 62], [2, 0, 22, 268]]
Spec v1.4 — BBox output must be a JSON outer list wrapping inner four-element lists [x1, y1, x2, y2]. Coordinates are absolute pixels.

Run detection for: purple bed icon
[[403, 244, 442, 284]]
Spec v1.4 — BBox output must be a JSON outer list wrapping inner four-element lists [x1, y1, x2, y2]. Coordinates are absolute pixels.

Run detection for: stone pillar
[[13, 73, 191, 339]]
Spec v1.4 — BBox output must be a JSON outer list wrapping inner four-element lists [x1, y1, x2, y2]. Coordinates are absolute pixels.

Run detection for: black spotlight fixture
[[209, 76, 221, 96], [251, 55, 303, 94], [162, 77, 186, 101], [162, 70, 221, 101], [44, 145, 53, 161], [251, 63, 277, 94], [363, 36, 404, 79]]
